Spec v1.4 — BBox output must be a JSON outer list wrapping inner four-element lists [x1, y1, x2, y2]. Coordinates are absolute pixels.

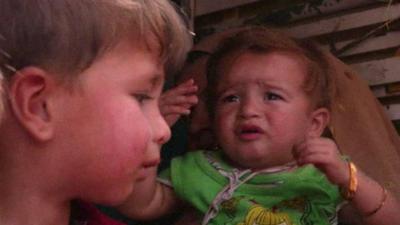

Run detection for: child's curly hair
[[206, 26, 334, 120]]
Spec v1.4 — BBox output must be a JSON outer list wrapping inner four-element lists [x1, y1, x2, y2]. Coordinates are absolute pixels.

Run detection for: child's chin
[[135, 167, 151, 181], [102, 188, 134, 206], [135, 175, 146, 182]]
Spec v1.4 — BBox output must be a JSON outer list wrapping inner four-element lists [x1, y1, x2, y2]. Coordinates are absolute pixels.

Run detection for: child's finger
[[161, 84, 198, 101], [295, 148, 325, 164], [180, 78, 195, 86], [296, 149, 329, 164], [173, 79, 198, 94], [182, 95, 199, 105], [173, 84, 198, 96], [176, 95, 198, 106], [161, 94, 198, 106], [161, 89, 194, 103], [296, 149, 349, 184], [300, 146, 338, 161], [294, 137, 336, 152], [161, 105, 191, 116], [292, 137, 335, 162]]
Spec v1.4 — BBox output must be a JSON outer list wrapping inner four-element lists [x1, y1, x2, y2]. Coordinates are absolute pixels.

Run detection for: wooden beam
[[195, 0, 260, 16], [285, 3, 400, 38], [383, 103, 400, 120], [351, 57, 400, 86], [322, 31, 400, 56], [275, 0, 377, 23], [372, 84, 400, 98], [372, 85, 387, 98]]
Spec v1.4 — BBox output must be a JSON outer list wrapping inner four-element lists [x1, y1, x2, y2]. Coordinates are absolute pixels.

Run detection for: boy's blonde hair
[[0, 0, 192, 81]]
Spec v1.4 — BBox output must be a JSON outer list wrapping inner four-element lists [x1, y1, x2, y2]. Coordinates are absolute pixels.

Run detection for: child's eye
[[221, 94, 239, 103], [133, 93, 153, 104], [265, 92, 282, 101]]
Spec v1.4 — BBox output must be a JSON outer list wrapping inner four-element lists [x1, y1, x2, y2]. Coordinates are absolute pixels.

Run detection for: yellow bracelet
[[340, 161, 358, 200], [364, 185, 387, 217]]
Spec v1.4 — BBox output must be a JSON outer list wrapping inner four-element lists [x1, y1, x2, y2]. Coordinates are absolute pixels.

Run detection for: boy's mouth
[[135, 167, 152, 181], [136, 160, 160, 181], [142, 159, 160, 168], [236, 124, 264, 141]]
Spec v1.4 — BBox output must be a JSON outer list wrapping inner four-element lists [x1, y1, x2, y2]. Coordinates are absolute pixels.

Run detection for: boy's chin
[[87, 182, 135, 206], [135, 166, 154, 182], [99, 189, 134, 206]]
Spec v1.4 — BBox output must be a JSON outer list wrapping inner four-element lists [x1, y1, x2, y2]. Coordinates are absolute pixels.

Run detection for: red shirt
[[70, 200, 126, 225]]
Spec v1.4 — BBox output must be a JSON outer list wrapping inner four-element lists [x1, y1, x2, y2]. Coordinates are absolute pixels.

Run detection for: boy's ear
[[9, 67, 56, 141], [307, 107, 330, 138]]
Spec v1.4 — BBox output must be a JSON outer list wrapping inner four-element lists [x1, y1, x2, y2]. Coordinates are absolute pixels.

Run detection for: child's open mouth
[[237, 124, 264, 141]]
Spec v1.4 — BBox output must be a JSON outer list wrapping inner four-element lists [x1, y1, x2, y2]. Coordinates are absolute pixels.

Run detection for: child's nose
[[239, 98, 260, 118], [153, 111, 171, 145]]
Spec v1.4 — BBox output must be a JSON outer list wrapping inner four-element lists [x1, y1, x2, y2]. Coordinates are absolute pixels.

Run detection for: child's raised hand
[[159, 79, 198, 126], [293, 137, 349, 187]]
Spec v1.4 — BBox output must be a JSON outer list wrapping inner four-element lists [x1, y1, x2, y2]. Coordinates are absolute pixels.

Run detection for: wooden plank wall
[[192, 0, 400, 121]]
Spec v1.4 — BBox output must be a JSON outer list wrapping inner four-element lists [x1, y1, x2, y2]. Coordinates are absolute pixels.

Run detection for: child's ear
[[307, 107, 330, 138], [9, 67, 56, 141]]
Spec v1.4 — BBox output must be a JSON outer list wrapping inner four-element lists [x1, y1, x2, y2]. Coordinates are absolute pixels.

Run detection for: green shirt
[[159, 150, 343, 225]]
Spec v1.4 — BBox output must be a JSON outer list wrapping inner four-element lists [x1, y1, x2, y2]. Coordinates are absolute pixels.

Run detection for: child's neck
[[220, 152, 295, 171], [0, 148, 71, 225], [0, 191, 70, 225]]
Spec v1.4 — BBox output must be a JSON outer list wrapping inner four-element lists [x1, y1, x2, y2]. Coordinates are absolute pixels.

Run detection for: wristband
[[340, 161, 358, 200]]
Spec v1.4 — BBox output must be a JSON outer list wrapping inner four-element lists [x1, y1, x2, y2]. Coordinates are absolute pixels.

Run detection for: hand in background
[[160, 79, 198, 126]]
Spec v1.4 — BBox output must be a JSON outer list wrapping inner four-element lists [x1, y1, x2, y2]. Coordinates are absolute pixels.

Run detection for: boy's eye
[[221, 94, 239, 103], [133, 93, 153, 104], [265, 92, 282, 101]]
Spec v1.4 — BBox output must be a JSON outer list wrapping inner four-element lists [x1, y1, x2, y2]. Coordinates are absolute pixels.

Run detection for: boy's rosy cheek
[[125, 125, 150, 162], [103, 118, 151, 169]]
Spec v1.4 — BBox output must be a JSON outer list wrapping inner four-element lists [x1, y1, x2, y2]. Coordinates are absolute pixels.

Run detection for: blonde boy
[[0, 0, 191, 225]]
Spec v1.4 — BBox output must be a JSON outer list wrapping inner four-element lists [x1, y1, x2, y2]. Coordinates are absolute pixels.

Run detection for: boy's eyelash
[[133, 93, 153, 103]]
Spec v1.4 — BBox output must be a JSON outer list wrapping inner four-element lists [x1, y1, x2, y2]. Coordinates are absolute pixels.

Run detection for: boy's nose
[[239, 98, 260, 118], [153, 111, 171, 145]]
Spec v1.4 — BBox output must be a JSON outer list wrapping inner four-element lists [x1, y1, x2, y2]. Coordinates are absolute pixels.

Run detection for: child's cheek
[[98, 105, 151, 178], [129, 129, 151, 168], [118, 118, 151, 170]]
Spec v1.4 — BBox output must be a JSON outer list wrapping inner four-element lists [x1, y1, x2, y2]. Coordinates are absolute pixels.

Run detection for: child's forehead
[[217, 78, 282, 91], [215, 52, 309, 92], [232, 49, 303, 65], [218, 50, 306, 77]]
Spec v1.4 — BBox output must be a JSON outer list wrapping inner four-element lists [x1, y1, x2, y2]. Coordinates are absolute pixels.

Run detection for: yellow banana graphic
[[238, 205, 292, 225]]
